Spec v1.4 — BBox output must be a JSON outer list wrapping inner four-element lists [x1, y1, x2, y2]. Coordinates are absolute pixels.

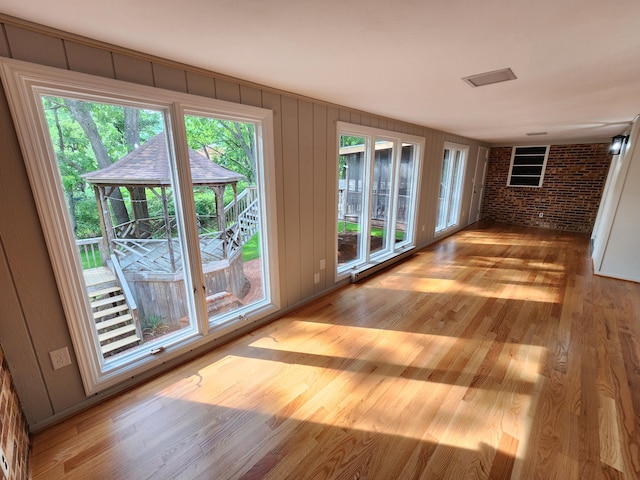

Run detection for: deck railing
[[225, 186, 257, 226], [77, 237, 105, 269]]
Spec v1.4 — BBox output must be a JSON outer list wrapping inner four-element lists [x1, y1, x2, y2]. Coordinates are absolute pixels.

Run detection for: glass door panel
[[447, 150, 465, 227], [40, 95, 197, 363], [371, 139, 394, 256], [436, 144, 467, 234], [436, 148, 453, 232], [183, 114, 266, 326], [338, 135, 368, 267], [395, 143, 416, 245]]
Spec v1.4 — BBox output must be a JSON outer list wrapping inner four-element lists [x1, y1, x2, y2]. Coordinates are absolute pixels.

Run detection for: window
[[436, 143, 468, 234], [337, 122, 423, 278], [507, 145, 549, 187], [0, 58, 279, 394]]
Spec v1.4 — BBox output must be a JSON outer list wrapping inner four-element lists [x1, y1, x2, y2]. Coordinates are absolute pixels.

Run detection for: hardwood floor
[[30, 222, 640, 479]]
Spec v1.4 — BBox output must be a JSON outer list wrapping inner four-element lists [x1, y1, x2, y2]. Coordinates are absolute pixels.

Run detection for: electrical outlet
[[314, 273, 320, 284], [49, 347, 72, 370], [319, 259, 326, 270], [0, 446, 9, 478]]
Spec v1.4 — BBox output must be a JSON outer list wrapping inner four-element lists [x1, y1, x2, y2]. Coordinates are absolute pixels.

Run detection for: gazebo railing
[[110, 224, 243, 274], [113, 215, 226, 240]]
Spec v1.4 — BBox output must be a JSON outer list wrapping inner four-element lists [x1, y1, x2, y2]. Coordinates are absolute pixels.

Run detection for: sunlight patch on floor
[[367, 274, 559, 303], [156, 337, 547, 453]]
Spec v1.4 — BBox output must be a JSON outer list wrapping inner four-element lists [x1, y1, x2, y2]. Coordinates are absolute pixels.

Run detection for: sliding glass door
[[337, 123, 423, 278]]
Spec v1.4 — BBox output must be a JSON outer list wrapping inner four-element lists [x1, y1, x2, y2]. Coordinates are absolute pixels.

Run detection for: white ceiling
[[2, 0, 640, 145]]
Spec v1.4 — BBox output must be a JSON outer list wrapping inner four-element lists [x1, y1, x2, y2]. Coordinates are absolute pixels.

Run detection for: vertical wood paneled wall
[[0, 16, 485, 429]]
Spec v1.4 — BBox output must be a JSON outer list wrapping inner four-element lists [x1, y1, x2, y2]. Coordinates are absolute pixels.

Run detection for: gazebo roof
[[82, 132, 244, 186]]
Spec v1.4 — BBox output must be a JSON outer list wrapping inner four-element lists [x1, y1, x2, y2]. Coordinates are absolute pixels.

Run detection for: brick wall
[[0, 344, 29, 480], [481, 143, 611, 233]]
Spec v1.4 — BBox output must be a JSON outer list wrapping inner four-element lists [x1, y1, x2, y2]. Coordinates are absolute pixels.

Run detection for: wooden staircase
[[88, 283, 141, 357], [206, 290, 242, 315], [238, 198, 259, 244]]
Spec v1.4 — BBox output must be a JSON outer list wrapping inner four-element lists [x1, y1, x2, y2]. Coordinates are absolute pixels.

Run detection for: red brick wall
[[481, 143, 611, 233], [0, 344, 29, 480]]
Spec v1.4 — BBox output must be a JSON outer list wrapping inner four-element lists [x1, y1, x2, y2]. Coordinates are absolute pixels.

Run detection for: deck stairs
[[85, 267, 141, 357], [205, 290, 242, 316], [238, 198, 259, 244], [224, 187, 260, 246]]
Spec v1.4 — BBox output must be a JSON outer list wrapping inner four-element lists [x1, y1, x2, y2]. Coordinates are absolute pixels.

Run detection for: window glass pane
[[513, 155, 545, 166], [515, 146, 547, 155], [338, 135, 367, 266], [436, 145, 467, 234], [436, 149, 453, 232], [510, 176, 542, 186], [371, 140, 394, 256], [41, 95, 196, 362], [512, 165, 543, 176], [395, 143, 416, 244], [447, 149, 465, 227], [183, 115, 266, 325]]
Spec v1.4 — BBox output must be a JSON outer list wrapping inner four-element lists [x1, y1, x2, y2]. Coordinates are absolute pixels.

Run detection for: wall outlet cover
[[49, 346, 72, 370]]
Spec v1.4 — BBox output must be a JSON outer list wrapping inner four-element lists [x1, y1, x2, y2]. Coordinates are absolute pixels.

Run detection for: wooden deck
[[113, 235, 229, 274], [30, 222, 640, 479], [83, 266, 116, 289]]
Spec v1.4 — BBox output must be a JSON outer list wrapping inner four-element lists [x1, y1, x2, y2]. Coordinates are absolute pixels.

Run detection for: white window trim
[[506, 145, 550, 188], [0, 58, 280, 394], [335, 122, 424, 282]]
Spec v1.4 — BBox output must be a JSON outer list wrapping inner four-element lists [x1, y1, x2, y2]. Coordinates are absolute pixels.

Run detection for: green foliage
[[340, 135, 365, 147], [184, 115, 256, 183], [74, 193, 102, 239], [141, 314, 168, 337], [41, 97, 260, 259], [339, 136, 365, 179]]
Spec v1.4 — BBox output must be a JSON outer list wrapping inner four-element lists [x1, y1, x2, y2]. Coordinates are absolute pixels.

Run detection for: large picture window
[[0, 58, 279, 394], [436, 142, 468, 234], [336, 122, 423, 278]]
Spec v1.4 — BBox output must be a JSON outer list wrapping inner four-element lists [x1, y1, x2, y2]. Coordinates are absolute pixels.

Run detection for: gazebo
[[82, 132, 248, 330]]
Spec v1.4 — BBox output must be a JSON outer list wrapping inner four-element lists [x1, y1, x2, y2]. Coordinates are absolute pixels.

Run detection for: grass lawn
[[242, 233, 260, 262], [80, 249, 102, 269], [338, 221, 405, 240]]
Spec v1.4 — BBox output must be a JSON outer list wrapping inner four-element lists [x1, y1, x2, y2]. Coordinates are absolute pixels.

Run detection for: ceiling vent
[[462, 68, 517, 87]]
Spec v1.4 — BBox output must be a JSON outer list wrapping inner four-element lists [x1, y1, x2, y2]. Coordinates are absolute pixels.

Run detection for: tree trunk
[[123, 108, 150, 235], [64, 99, 130, 226], [222, 121, 256, 183], [123, 107, 140, 153], [51, 105, 78, 234]]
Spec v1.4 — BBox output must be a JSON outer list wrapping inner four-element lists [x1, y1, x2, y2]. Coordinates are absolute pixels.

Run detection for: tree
[[64, 98, 131, 226], [43, 97, 163, 238], [184, 116, 256, 184]]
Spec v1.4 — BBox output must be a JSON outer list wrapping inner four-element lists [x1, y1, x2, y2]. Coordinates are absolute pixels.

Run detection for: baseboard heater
[[350, 248, 416, 284]]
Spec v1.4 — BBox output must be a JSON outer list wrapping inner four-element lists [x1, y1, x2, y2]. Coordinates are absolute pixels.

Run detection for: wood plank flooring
[[29, 222, 640, 479]]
